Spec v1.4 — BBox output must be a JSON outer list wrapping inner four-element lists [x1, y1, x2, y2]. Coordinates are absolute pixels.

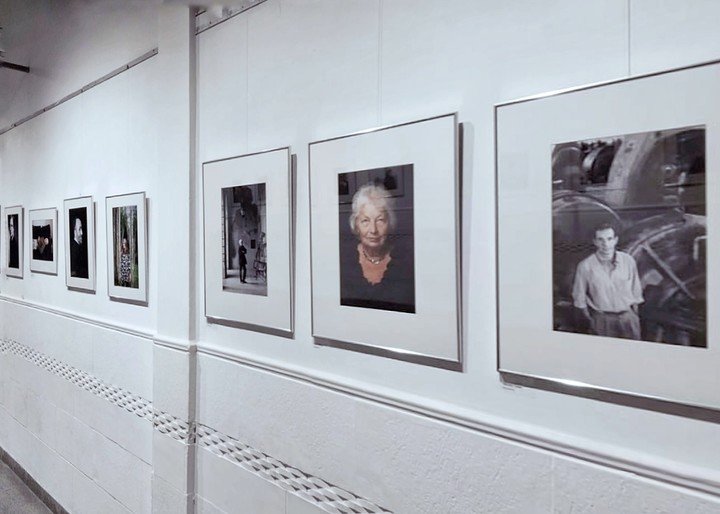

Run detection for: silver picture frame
[[105, 191, 148, 303], [202, 146, 294, 335], [64, 195, 96, 292], [28, 207, 58, 275], [495, 59, 720, 420], [4, 205, 23, 278], [309, 113, 463, 369]]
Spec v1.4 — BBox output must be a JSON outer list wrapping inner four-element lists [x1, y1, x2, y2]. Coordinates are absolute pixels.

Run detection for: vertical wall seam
[[550, 456, 556, 513], [189, 8, 199, 347], [188, 9, 200, 511], [377, 0, 383, 125], [246, 16, 250, 150], [627, 0, 632, 75]]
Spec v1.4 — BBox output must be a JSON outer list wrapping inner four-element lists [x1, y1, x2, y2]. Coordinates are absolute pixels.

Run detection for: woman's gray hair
[[349, 183, 396, 234]]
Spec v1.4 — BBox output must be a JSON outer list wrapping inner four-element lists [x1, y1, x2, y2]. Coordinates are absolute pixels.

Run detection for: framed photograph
[[4, 206, 23, 278], [105, 192, 148, 303], [496, 60, 720, 415], [64, 196, 95, 291], [309, 113, 461, 368], [29, 207, 58, 275], [202, 147, 293, 333]]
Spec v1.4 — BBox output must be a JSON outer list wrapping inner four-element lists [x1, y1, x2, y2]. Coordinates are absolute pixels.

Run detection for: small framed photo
[[64, 196, 95, 291], [29, 207, 58, 275], [202, 147, 293, 333], [4, 206, 23, 278], [105, 192, 148, 303], [496, 60, 719, 414], [309, 114, 461, 368]]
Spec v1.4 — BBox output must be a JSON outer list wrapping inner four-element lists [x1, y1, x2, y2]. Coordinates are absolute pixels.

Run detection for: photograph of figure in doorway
[[68, 207, 88, 279], [338, 164, 415, 314], [7, 213, 19, 270], [221, 182, 267, 297], [32, 219, 54, 262], [552, 125, 706, 347], [112, 205, 139, 288]]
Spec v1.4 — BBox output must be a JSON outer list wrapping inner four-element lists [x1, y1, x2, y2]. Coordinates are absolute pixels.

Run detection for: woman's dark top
[[339, 235, 415, 313]]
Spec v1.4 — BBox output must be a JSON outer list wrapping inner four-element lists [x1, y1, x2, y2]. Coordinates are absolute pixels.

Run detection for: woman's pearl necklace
[[362, 247, 385, 265]]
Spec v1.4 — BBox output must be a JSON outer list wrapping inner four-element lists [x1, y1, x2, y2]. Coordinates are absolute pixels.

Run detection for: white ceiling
[[0, 0, 57, 125], [0, 0, 168, 128], [0, 0, 265, 129]]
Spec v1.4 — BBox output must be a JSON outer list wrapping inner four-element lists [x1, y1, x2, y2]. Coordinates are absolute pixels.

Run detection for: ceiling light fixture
[[0, 60, 29, 73], [0, 26, 29, 73]]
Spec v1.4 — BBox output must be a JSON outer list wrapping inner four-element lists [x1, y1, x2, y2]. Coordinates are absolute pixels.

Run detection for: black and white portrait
[[221, 182, 267, 297], [7, 213, 19, 269], [338, 164, 415, 313], [65, 196, 95, 291], [552, 126, 706, 347], [32, 219, 54, 262], [69, 207, 88, 278]]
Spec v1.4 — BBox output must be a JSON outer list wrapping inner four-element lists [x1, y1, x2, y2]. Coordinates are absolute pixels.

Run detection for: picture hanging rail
[[309, 113, 462, 369], [496, 59, 720, 419]]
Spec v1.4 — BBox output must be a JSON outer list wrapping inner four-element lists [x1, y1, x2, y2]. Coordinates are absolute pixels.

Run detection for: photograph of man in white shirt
[[572, 222, 644, 340]]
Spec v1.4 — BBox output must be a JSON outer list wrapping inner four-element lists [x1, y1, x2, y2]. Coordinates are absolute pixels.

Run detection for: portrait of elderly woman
[[339, 165, 415, 313]]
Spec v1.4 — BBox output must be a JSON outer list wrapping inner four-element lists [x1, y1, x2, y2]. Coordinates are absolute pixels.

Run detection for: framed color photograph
[[309, 114, 461, 368], [203, 147, 293, 333], [106, 192, 147, 302], [4, 206, 23, 278], [29, 207, 58, 274], [64, 196, 95, 291], [496, 60, 720, 415]]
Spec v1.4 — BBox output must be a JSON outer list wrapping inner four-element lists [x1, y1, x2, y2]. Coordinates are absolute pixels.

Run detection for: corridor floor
[[0, 460, 51, 514]]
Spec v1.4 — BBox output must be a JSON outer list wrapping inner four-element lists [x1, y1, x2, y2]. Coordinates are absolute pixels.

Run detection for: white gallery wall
[[0, 1, 162, 512], [0, 1, 718, 513], [193, 1, 720, 513]]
